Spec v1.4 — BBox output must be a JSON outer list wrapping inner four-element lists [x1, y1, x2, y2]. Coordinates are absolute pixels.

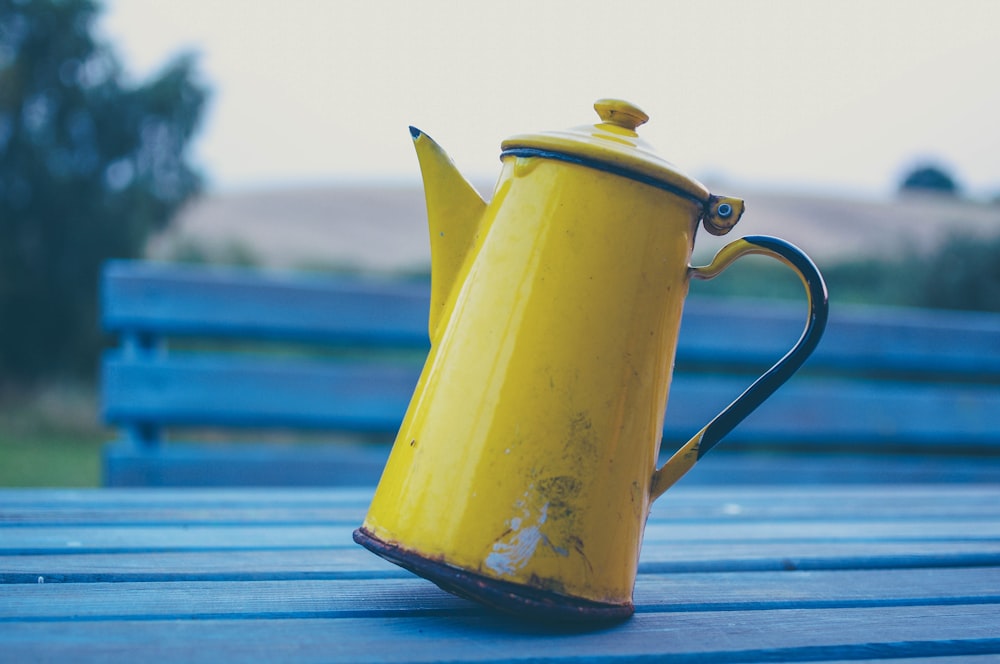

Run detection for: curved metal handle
[[649, 235, 829, 500]]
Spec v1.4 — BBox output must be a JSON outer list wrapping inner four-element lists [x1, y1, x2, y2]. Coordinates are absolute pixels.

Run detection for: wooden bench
[[100, 260, 1000, 486]]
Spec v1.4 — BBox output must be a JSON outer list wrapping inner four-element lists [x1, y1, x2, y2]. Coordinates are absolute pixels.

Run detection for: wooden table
[[2, 484, 999, 661]]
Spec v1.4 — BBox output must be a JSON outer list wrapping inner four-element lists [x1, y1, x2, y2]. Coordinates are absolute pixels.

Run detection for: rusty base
[[353, 527, 634, 624]]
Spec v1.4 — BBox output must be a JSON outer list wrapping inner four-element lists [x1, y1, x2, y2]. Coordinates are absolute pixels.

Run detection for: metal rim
[[353, 527, 634, 624]]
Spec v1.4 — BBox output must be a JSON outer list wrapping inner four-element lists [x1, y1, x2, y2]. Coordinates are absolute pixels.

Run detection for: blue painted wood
[[102, 354, 419, 431], [1, 486, 999, 661], [99, 260, 1000, 487], [4, 569, 999, 620], [678, 297, 1000, 380], [103, 354, 1000, 444], [103, 261, 1000, 377], [102, 440, 391, 487], [665, 375, 1000, 449], [102, 260, 431, 347]]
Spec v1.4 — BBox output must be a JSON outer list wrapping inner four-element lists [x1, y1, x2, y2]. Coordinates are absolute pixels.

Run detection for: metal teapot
[[355, 99, 828, 622]]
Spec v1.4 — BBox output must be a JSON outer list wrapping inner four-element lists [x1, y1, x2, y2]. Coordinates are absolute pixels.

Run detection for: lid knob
[[594, 98, 649, 131]]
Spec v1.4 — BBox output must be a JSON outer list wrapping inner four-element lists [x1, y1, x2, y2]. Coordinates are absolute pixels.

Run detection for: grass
[[689, 232, 1000, 314], [0, 384, 108, 487], [688, 254, 805, 301]]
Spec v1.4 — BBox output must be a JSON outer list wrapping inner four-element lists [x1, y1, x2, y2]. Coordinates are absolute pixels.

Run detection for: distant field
[[152, 183, 1000, 273]]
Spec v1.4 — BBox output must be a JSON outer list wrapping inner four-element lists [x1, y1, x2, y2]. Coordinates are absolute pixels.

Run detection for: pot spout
[[410, 127, 487, 342]]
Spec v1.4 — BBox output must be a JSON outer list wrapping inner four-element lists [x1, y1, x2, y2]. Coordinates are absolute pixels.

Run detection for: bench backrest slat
[[103, 354, 418, 432], [104, 261, 1000, 380], [102, 353, 1000, 450], [678, 299, 1000, 380], [102, 260, 430, 347]]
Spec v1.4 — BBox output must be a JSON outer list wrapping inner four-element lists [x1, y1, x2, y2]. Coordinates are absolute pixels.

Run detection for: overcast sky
[[101, 0, 999, 198]]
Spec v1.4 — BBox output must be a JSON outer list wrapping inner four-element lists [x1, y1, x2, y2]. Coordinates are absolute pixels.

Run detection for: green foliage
[[818, 256, 925, 307], [913, 232, 1000, 312], [0, 0, 208, 382], [822, 233, 1000, 312], [0, 382, 106, 486], [899, 164, 959, 196], [692, 231, 1000, 314], [165, 237, 260, 267], [688, 254, 804, 301]]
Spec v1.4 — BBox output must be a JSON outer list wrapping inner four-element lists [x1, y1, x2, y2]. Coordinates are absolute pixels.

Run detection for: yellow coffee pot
[[355, 99, 828, 622]]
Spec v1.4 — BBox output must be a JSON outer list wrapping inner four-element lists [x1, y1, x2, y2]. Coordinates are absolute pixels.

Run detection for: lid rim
[[501, 147, 709, 206]]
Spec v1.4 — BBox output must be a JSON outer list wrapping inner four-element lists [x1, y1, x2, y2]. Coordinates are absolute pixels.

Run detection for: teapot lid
[[501, 98, 711, 207]]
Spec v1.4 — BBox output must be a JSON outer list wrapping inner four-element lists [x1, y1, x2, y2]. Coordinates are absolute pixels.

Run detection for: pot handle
[[649, 235, 829, 500]]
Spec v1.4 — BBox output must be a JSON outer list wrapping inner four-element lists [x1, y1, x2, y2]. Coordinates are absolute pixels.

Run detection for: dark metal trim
[[500, 147, 708, 209], [696, 235, 830, 458], [353, 527, 634, 624]]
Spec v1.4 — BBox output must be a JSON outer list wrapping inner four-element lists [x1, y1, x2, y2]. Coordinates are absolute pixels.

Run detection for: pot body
[[358, 154, 702, 616]]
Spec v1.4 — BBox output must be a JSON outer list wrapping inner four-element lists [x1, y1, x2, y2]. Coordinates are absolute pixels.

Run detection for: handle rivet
[[717, 203, 733, 218]]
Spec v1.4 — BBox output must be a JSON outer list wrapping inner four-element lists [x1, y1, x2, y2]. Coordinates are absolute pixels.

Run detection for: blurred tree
[[916, 232, 1000, 312], [0, 0, 208, 381], [899, 164, 960, 196]]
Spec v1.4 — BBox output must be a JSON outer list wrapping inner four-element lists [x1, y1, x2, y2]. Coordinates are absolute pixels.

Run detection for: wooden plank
[[101, 352, 1000, 448], [5, 517, 1000, 554], [5, 539, 1000, 584], [671, 451, 1000, 485], [0, 502, 366, 526], [102, 262, 1000, 380], [102, 440, 391, 487], [101, 261, 431, 347], [102, 446, 1000, 488], [678, 298, 1000, 380], [2, 606, 999, 662], [1, 525, 347, 552], [3, 568, 999, 620], [662, 374, 1000, 450], [0, 486, 374, 503], [4, 485, 1000, 519], [101, 354, 419, 432], [820, 658, 1000, 663]]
